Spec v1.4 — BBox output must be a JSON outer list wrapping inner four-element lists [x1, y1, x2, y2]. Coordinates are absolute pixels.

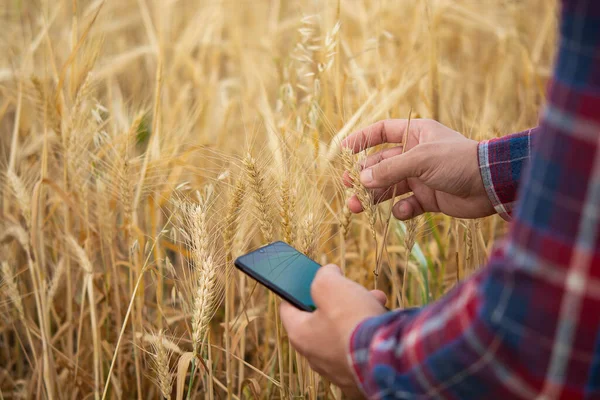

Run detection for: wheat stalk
[[221, 178, 245, 399], [66, 236, 101, 400], [223, 178, 245, 262], [402, 216, 420, 307]]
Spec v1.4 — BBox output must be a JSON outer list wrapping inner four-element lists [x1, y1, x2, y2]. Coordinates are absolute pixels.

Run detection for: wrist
[[346, 318, 370, 399]]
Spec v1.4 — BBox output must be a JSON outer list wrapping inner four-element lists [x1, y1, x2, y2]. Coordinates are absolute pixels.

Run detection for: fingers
[[369, 290, 387, 306], [347, 181, 411, 213], [279, 301, 312, 351], [341, 119, 424, 153], [279, 301, 310, 327], [392, 195, 425, 220], [359, 148, 425, 189]]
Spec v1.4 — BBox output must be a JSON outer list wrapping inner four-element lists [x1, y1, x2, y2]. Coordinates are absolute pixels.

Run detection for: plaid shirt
[[349, 1, 600, 398]]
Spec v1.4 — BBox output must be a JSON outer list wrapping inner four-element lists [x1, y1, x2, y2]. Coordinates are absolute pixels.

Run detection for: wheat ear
[[187, 199, 219, 356], [1, 258, 39, 367], [401, 216, 420, 307], [243, 153, 273, 243], [279, 176, 296, 245], [148, 330, 175, 400], [47, 259, 66, 302], [117, 113, 145, 234], [6, 170, 31, 228], [1, 261, 25, 320], [299, 213, 317, 259], [340, 189, 352, 239], [341, 148, 377, 242]]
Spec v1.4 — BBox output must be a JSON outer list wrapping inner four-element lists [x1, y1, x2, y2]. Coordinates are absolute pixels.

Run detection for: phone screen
[[234, 241, 320, 311]]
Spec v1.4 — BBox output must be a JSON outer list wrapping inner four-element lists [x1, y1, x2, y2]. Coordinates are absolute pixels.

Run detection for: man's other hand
[[342, 119, 495, 220], [279, 264, 387, 399]]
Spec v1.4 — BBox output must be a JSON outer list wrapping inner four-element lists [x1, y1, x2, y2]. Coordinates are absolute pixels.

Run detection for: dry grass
[[0, 0, 556, 398]]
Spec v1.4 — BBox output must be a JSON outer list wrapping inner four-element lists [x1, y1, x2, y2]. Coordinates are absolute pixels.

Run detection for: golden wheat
[[244, 153, 275, 244], [1, 261, 24, 320]]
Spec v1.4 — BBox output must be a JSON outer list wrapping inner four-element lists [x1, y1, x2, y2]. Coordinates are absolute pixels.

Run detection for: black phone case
[[234, 241, 315, 312]]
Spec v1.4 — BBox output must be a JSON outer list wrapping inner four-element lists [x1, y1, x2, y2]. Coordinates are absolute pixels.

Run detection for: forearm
[[351, 194, 600, 399], [478, 126, 540, 220]]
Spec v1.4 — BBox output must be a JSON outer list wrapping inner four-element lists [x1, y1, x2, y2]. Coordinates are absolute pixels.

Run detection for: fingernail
[[323, 264, 342, 274], [360, 168, 373, 184], [401, 202, 410, 216]]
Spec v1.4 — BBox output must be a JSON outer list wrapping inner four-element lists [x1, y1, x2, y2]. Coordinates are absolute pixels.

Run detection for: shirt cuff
[[348, 308, 421, 398], [478, 141, 514, 221], [477, 128, 536, 221]]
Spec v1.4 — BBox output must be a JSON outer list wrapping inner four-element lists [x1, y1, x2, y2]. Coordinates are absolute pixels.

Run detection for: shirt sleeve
[[478, 127, 540, 221], [348, 1, 600, 398]]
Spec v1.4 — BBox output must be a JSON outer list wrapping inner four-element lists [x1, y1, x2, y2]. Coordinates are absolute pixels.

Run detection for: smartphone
[[234, 241, 320, 312]]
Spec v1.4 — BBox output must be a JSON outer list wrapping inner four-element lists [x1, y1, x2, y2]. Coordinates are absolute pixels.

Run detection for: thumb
[[310, 264, 344, 309], [359, 148, 425, 189], [370, 290, 387, 307]]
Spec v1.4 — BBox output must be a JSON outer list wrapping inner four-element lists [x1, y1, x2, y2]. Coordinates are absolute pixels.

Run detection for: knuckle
[[311, 365, 325, 376], [423, 118, 438, 128], [411, 144, 428, 161], [287, 329, 306, 353], [411, 145, 434, 175], [311, 269, 330, 297], [420, 119, 440, 137], [378, 120, 389, 143], [380, 119, 394, 129], [310, 265, 339, 298], [379, 160, 394, 181]]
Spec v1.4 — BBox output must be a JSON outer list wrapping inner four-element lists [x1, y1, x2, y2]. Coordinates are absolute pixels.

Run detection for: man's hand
[[342, 119, 495, 220], [279, 265, 387, 398]]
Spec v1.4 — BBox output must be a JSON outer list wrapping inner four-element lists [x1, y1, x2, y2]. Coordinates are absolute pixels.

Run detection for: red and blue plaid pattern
[[479, 127, 539, 220], [349, 0, 600, 398]]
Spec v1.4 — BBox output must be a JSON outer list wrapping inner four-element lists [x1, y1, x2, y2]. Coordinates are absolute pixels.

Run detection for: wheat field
[[0, 0, 557, 399]]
